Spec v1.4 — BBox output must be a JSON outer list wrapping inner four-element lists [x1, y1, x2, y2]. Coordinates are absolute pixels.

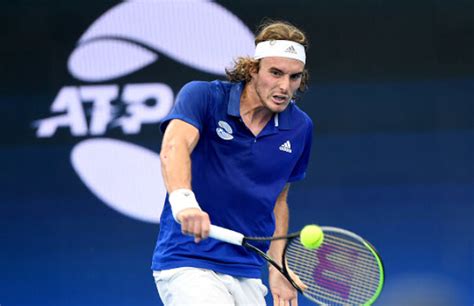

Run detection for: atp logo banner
[[34, 1, 253, 223]]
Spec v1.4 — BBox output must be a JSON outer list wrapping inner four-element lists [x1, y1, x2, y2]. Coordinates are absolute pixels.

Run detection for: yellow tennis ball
[[300, 225, 324, 249]]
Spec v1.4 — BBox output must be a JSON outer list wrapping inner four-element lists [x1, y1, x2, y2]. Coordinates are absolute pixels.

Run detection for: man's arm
[[160, 119, 210, 242], [268, 184, 305, 306], [267, 184, 290, 264]]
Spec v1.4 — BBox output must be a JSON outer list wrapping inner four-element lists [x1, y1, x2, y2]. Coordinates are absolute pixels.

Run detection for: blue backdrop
[[1, 1, 472, 305]]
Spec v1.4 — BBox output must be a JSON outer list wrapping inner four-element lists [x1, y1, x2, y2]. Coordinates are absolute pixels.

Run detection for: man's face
[[250, 57, 304, 113]]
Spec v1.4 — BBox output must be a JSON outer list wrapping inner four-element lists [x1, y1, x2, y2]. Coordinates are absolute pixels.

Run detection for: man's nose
[[278, 76, 290, 93]]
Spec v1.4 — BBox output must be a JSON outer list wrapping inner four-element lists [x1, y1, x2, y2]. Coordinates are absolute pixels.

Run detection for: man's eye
[[291, 74, 302, 80]]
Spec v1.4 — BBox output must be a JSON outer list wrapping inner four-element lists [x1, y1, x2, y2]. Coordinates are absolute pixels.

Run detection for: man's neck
[[239, 84, 273, 136]]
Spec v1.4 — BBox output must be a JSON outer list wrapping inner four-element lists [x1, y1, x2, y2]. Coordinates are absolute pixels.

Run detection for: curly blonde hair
[[225, 20, 310, 92]]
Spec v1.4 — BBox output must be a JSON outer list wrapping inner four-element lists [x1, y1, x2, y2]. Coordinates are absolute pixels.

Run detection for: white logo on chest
[[216, 120, 234, 140], [279, 140, 292, 153]]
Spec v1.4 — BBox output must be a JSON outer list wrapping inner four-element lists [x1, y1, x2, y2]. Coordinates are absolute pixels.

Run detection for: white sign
[[34, 1, 254, 223]]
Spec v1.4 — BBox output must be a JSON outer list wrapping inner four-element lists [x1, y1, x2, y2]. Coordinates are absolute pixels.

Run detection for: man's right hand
[[177, 208, 210, 243]]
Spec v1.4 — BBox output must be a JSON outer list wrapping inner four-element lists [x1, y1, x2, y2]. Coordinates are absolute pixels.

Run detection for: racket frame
[[209, 224, 304, 291], [208, 224, 385, 305], [243, 232, 304, 293]]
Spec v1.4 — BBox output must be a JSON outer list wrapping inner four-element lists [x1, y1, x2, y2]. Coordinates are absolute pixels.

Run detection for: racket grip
[[209, 225, 244, 246]]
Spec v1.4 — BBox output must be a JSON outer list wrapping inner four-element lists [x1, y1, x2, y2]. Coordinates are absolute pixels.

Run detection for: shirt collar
[[227, 81, 293, 130], [227, 82, 242, 117]]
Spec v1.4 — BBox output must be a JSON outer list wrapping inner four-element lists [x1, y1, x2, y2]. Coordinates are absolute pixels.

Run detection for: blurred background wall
[[1, 1, 472, 305]]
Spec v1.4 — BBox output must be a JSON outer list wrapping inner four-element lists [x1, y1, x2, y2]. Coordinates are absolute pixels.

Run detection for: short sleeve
[[288, 117, 313, 182], [160, 81, 210, 133]]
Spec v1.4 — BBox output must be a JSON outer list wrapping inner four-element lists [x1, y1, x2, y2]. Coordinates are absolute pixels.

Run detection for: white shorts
[[153, 267, 268, 306]]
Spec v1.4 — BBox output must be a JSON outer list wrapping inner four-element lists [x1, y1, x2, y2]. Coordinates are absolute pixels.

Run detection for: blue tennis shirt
[[152, 80, 313, 278]]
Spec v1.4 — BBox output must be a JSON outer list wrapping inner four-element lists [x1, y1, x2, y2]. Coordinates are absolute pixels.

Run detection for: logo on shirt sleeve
[[216, 120, 234, 140]]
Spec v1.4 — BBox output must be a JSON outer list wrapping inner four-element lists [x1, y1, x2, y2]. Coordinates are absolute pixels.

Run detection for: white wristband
[[168, 189, 201, 222]]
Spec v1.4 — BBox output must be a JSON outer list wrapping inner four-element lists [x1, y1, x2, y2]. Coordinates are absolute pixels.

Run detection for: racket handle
[[209, 225, 244, 246]]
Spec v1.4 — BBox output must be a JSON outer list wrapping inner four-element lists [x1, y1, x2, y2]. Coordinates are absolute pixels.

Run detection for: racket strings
[[287, 242, 378, 270], [288, 259, 374, 304], [287, 235, 380, 274], [286, 243, 380, 277], [286, 233, 382, 305], [286, 249, 381, 289], [288, 240, 379, 296], [288, 239, 379, 304], [289, 259, 378, 305], [292, 265, 379, 304]]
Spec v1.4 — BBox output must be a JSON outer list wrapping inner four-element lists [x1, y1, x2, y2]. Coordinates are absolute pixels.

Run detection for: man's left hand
[[269, 264, 307, 306]]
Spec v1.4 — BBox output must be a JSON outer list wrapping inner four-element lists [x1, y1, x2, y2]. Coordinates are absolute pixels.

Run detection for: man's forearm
[[160, 140, 192, 192], [268, 184, 290, 264]]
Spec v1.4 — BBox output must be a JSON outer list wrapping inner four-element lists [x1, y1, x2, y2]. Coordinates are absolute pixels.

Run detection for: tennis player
[[152, 20, 313, 306]]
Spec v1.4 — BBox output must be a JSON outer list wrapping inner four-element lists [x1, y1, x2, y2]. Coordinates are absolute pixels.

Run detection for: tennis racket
[[208, 224, 385, 305]]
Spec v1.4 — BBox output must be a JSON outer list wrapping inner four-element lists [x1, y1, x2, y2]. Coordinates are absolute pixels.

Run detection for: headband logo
[[284, 45, 297, 54]]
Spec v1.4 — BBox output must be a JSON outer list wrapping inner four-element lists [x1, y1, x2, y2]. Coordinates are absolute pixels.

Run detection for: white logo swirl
[[216, 120, 234, 140], [68, 1, 254, 81]]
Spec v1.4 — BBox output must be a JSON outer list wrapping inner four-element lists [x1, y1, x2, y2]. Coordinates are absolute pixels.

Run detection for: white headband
[[254, 40, 306, 64]]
